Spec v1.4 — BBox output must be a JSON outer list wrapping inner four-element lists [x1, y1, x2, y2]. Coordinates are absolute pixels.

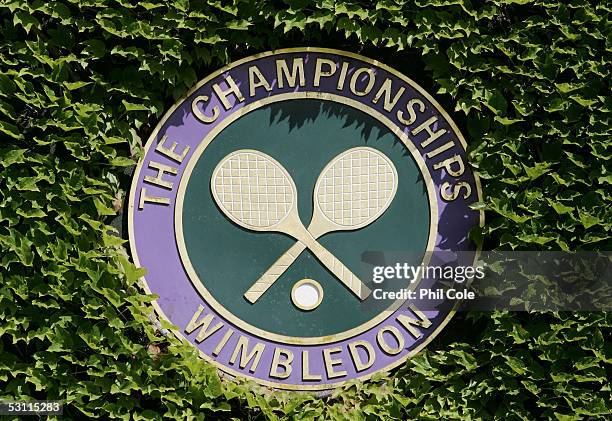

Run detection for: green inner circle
[[181, 99, 430, 338]]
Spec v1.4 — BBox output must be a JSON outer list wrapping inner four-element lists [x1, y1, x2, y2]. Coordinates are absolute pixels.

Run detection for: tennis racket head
[[313, 147, 398, 230], [211, 149, 297, 231]]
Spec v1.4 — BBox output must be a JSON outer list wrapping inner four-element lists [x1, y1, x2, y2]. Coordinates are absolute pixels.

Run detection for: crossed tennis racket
[[210, 146, 398, 303]]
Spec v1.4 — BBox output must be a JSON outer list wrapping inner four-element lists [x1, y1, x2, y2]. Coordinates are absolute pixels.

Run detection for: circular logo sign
[[128, 48, 482, 390]]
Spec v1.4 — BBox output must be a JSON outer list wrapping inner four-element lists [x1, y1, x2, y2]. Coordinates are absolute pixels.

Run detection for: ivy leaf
[[485, 90, 508, 115], [13, 11, 39, 34]]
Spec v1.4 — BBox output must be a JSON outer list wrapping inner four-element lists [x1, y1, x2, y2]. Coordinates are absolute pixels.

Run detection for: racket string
[[317, 149, 395, 227], [214, 152, 293, 228]]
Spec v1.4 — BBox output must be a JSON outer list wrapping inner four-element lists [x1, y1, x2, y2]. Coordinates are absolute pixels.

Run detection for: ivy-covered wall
[[0, 1, 610, 419]]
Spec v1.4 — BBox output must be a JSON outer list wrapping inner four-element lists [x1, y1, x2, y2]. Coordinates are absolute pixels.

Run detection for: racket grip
[[310, 243, 371, 300], [244, 241, 307, 303]]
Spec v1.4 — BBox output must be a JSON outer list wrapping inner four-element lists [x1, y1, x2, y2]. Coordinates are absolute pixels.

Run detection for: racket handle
[[306, 239, 371, 300], [244, 241, 307, 303]]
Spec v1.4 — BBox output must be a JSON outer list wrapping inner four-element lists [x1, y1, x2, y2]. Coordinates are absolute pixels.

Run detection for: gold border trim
[[127, 47, 485, 390]]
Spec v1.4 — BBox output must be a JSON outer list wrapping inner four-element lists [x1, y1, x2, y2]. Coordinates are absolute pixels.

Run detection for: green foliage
[[0, 0, 610, 419]]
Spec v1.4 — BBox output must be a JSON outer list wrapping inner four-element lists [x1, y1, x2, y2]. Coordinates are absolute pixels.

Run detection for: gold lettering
[[412, 116, 447, 148], [396, 306, 432, 339], [248, 65, 272, 97], [229, 336, 265, 373], [313, 58, 336, 87], [212, 329, 234, 356], [373, 78, 405, 112], [138, 187, 170, 209], [336, 61, 349, 91], [302, 351, 322, 381], [269, 347, 293, 379], [433, 154, 465, 177], [349, 67, 376, 96], [376, 326, 404, 355], [425, 141, 455, 159], [397, 98, 425, 126], [184, 305, 224, 343], [144, 161, 178, 190], [348, 340, 375, 372], [276, 58, 305, 89], [192, 95, 220, 124], [156, 135, 190, 163], [441, 181, 472, 201], [323, 347, 347, 379], [212, 75, 245, 110]]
